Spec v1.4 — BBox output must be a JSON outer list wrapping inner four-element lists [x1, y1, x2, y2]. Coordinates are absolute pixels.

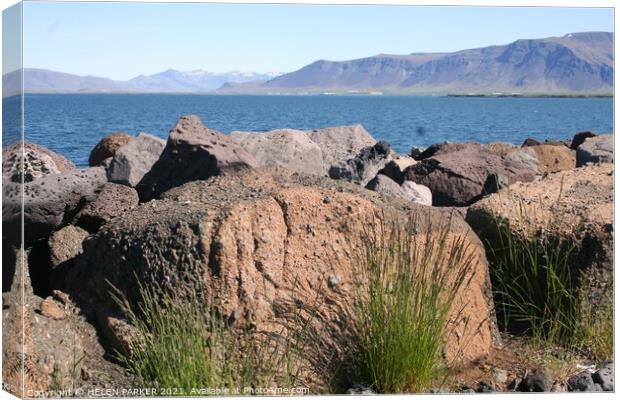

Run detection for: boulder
[[137, 115, 257, 201], [520, 368, 553, 392], [570, 131, 597, 150], [329, 141, 392, 185], [48, 225, 89, 267], [3, 167, 108, 244], [378, 155, 417, 184], [466, 164, 613, 318], [488, 142, 519, 156], [88, 132, 132, 166], [403, 143, 537, 206], [576, 134, 613, 167], [229, 129, 325, 175], [592, 362, 614, 391], [2, 141, 75, 183], [568, 371, 595, 392], [365, 175, 431, 206], [306, 124, 376, 171], [106, 132, 165, 187], [75, 183, 139, 233], [521, 138, 541, 147], [529, 144, 576, 174], [68, 167, 498, 376]]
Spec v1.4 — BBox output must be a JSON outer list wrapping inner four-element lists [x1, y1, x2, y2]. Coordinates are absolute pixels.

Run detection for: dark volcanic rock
[[3, 167, 107, 244], [89, 132, 132, 166], [106, 132, 166, 187], [329, 141, 392, 185], [520, 368, 553, 392], [521, 138, 541, 147], [75, 182, 139, 233], [571, 131, 597, 150], [137, 115, 257, 201], [2, 141, 75, 183], [403, 143, 537, 206], [568, 371, 595, 392], [378, 155, 416, 184], [592, 362, 614, 391]]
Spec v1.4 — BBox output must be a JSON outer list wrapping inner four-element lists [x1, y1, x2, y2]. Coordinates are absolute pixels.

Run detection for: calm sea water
[[2, 94, 614, 167]]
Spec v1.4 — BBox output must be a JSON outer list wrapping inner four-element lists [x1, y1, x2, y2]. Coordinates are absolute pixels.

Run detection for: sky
[[17, 1, 615, 80]]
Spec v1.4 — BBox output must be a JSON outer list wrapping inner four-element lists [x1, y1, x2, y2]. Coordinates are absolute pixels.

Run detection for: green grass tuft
[[352, 216, 474, 393]]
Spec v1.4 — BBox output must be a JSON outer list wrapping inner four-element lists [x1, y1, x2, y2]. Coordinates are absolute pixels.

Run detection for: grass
[[486, 212, 613, 360], [110, 279, 307, 395], [488, 221, 579, 347], [351, 216, 474, 393]]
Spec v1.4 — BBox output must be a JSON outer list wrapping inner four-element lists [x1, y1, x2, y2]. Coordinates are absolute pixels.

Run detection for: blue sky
[[21, 2, 614, 80]]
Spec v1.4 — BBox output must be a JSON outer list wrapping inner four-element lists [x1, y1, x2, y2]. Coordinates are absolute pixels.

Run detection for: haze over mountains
[[2, 32, 613, 97]]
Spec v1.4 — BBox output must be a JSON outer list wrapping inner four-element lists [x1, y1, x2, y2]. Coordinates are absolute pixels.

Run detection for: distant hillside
[[219, 32, 613, 95], [2, 68, 282, 97]]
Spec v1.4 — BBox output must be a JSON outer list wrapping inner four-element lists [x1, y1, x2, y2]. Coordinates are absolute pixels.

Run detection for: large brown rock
[[74, 182, 139, 233], [403, 143, 537, 206], [466, 164, 613, 313], [48, 225, 89, 267], [2, 141, 75, 183], [529, 144, 576, 174], [68, 168, 498, 379], [88, 132, 132, 166], [137, 115, 257, 201], [229, 129, 325, 175]]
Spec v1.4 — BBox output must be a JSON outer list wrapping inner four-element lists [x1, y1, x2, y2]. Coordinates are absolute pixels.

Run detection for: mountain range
[[2, 32, 613, 97], [1, 69, 282, 97]]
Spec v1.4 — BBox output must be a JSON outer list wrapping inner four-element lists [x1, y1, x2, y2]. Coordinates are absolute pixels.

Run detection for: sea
[[2, 94, 614, 167]]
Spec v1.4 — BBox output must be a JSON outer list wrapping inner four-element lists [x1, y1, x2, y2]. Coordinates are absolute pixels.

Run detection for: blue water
[[2, 94, 614, 167]]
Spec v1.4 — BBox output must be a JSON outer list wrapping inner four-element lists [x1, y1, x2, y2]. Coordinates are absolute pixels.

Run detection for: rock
[[346, 383, 375, 395], [230, 129, 325, 175], [576, 134, 613, 167], [106, 132, 165, 187], [481, 173, 510, 196], [75, 182, 139, 233], [504, 148, 541, 174], [329, 141, 392, 185], [492, 368, 508, 384], [592, 362, 614, 391], [2, 141, 75, 183], [520, 368, 553, 392], [571, 131, 597, 150], [88, 132, 132, 166], [568, 371, 595, 391], [592, 383, 604, 391], [137, 115, 257, 201], [403, 143, 537, 206], [529, 144, 576, 174], [410, 146, 424, 160], [48, 225, 89, 267], [476, 381, 495, 393], [39, 298, 66, 320], [365, 174, 432, 205], [3, 167, 108, 244], [467, 164, 613, 324], [488, 142, 519, 156], [401, 181, 433, 206], [306, 124, 376, 170], [412, 141, 466, 160], [378, 155, 416, 184], [522, 138, 541, 147], [68, 167, 498, 375]]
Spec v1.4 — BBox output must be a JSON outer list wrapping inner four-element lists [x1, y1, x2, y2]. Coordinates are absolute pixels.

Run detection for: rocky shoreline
[[2, 115, 614, 395]]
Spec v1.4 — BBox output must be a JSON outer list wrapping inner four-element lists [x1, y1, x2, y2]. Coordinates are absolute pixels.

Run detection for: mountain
[[126, 69, 281, 92], [2, 68, 131, 97], [219, 32, 613, 95], [1, 68, 283, 97]]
